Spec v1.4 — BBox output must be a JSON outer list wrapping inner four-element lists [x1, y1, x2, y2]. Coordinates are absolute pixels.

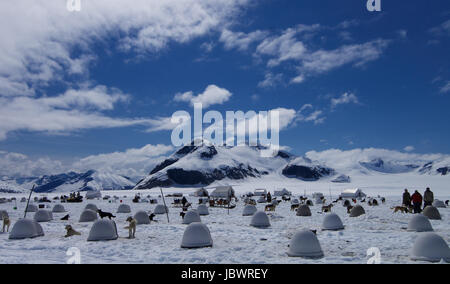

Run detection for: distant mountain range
[[1, 144, 449, 193]]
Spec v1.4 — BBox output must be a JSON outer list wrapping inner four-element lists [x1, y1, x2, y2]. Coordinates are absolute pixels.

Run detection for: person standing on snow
[[411, 190, 423, 214], [402, 189, 411, 207], [423, 187, 434, 209]]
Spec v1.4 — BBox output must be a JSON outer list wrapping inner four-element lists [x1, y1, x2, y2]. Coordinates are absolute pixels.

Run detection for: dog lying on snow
[[2, 217, 10, 233], [125, 217, 137, 239], [264, 204, 277, 212], [290, 204, 300, 211], [321, 204, 333, 213], [65, 225, 81, 238], [97, 209, 116, 220]]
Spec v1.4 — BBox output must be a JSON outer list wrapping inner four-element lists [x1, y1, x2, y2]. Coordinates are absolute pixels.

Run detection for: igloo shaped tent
[[407, 215, 433, 232], [296, 205, 312, 217], [410, 233, 450, 263], [87, 220, 118, 242], [25, 204, 38, 213], [85, 190, 102, 200], [287, 230, 324, 258], [181, 222, 213, 249], [84, 203, 98, 212], [432, 200, 446, 208], [52, 204, 66, 213], [291, 199, 299, 205], [423, 206, 441, 220], [0, 210, 8, 220], [154, 204, 169, 215], [9, 219, 44, 240], [242, 205, 257, 216], [250, 211, 271, 228], [79, 209, 98, 222], [322, 213, 344, 231], [134, 211, 150, 225], [34, 210, 53, 222], [349, 205, 365, 217], [117, 204, 131, 213], [182, 210, 202, 225], [197, 204, 209, 216]]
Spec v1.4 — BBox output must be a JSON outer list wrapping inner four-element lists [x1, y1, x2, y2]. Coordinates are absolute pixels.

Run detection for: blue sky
[[0, 0, 449, 166]]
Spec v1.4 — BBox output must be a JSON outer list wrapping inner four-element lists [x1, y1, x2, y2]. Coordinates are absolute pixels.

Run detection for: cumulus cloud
[[73, 144, 174, 178], [0, 151, 64, 178], [174, 85, 232, 108]]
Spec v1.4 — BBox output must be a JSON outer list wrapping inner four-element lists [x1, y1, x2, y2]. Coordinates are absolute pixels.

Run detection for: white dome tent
[[117, 204, 131, 213], [52, 204, 66, 213], [287, 230, 324, 258], [87, 220, 119, 242], [296, 205, 312, 217], [25, 204, 38, 213], [9, 219, 44, 240], [0, 210, 8, 220], [242, 205, 257, 216], [410, 233, 450, 263], [197, 204, 209, 216], [423, 206, 441, 220], [181, 223, 213, 249], [154, 205, 169, 215], [182, 210, 202, 225], [322, 213, 345, 231], [84, 204, 98, 212], [86, 190, 102, 200], [349, 205, 365, 217], [250, 211, 271, 228], [134, 211, 150, 225], [79, 209, 98, 222], [407, 215, 433, 232], [432, 200, 446, 208], [34, 210, 53, 222]]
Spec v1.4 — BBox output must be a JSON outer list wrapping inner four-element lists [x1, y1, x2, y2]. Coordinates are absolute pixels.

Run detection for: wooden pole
[[24, 184, 35, 219], [160, 187, 170, 223]]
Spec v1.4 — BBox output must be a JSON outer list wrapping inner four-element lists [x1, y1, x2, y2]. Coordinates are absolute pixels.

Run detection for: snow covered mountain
[[1, 170, 135, 193], [134, 142, 292, 189]]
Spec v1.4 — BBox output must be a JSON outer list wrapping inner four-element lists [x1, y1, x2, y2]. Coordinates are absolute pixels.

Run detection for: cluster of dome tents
[[2, 189, 449, 263]]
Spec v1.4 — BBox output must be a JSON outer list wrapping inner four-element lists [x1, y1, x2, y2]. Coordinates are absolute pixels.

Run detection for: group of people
[[402, 187, 434, 214]]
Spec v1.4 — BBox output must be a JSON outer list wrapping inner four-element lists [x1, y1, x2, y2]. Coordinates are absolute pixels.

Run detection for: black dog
[[180, 212, 186, 219], [446, 200, 449, 206], [149, 213, 157, 222], [60, 214, 70, 221], [97, 209, 116, 219]]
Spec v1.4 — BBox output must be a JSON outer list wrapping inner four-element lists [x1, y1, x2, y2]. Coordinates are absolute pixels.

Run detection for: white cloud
[[220, 29, 268, 51], [0, 85, 155, 140], [296, 104, 326, 125], [0, 151, 63, 178], [440, 81, 450, 94], [429, 20, 450, 37], [174, 85, 232, 108], [404, 146, 415, 152], [0, 0, 250, 97], [73, 144, 174, 178], [331, 92, 360, 109], [258, 73, 283, 88]]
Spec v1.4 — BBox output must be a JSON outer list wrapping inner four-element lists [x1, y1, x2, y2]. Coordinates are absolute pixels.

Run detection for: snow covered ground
[[0, 174, 448, 264]]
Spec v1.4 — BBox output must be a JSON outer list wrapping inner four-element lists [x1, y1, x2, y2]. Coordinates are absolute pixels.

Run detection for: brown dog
[[321, 204, 333, 213], [65, 225, 81, 238], [125, 217, 137, 239], [392, 206, 409, 213], [2, 217, 10, 233], [346, 205, 354, 214], [265, 204, 276, 212]]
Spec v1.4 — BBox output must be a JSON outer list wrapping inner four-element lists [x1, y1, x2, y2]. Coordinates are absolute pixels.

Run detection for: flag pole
[[160, 187, 170, 223], [24, 184, 35, 219]]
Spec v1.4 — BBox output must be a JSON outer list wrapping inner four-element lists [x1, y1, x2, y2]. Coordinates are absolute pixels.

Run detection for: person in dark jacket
[[411, 190, 423, 214], [423, 187, 434, 209], [402, 189, 411, 206], [181, 196, 188, 207], [266, 192, 272, 203]]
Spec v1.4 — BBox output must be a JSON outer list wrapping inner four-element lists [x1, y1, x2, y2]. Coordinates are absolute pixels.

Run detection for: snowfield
[[0, 174, 449, 264]]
